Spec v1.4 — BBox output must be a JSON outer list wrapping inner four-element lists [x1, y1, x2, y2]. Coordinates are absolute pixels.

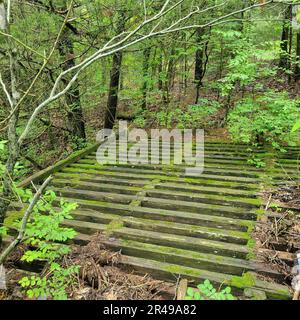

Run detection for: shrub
[[228, 91, 300, 150]]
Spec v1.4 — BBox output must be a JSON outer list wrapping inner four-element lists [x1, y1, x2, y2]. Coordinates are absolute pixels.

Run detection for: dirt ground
[[254, 183, 300, 287]]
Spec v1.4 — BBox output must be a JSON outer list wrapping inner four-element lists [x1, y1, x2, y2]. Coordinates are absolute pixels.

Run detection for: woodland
[[0, 0, 300, 301]]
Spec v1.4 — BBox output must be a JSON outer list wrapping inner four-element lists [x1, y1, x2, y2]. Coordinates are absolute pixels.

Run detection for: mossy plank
[[64, 219, 249, 259], [146, 189, 261, 208], [18, 142, 102, 188], [104, 238, 253, 275], [71, 162, 260, 179], [52, 187, 134, 205], [56, 196, 253, 232], [68, 164, 259, 183], [154, 182, 257, 198], [51, 179, 141, 195], [118, 255, 288, 299], [61, 167, 258, 190], [142, 197, 257, 220], [70, 209, 250, 245]]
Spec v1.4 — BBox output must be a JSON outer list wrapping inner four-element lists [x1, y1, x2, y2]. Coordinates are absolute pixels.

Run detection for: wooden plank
[[64, 219, 249, 259], [68, 164, 259, 183], [18, 142, 102, 188], [70, 209, 250, 245], [58, 169, 258, 190], [54, 197, 254, 231]]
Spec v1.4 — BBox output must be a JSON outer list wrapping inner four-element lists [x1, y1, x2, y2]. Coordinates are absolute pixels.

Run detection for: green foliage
[[16, 190, 79, 300], [0, 226, 8, 237], [228, 91, 300, 148], [70, 137, 87, 152], [0, 140, 8, 178], [19, 264, 80, 300], [133, 113, 147, 128], [218, 33, 279, 97], [292, 119, 300, 133], [185, 280, 236, 301], [247, 156, 266, 168], [152, 98, 221, 129]]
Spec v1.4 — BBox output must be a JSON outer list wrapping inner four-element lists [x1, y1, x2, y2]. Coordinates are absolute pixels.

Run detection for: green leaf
[[186, 287, 195, 297], [194, 292, 202, 300], [292, 119, 300, 133], [224, 287, 231, 294]]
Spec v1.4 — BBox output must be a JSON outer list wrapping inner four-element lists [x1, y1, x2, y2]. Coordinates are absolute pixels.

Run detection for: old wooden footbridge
[[11, 139, 300, 299]]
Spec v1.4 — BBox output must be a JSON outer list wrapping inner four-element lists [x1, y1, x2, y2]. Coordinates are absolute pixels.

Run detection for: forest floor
[[1, 233, 175, 300], [254, 184, 300, 288]]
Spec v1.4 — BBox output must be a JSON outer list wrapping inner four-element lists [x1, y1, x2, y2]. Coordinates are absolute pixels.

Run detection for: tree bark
[[58, 18, 85, 143], [194, 28, 205, 104], [0, 1, 20, 246], [104, 12, 125, 130], [162, 47, 175, 105], [158, 51, 163, 91], [279, 5, 293, 70], [295, 32, 300, 81], [141, 47, 151, 110]]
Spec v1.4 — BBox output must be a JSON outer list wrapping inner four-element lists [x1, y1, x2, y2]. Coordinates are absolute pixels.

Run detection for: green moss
[[230, 272, 256, 289], [227, 229, 250, 240], [244, 288, 267, 300], [164, 264, 202, 277], [105, 218, 124, 235], [247, 239, 256, 249], [246, 252, 257, 260], [254, 209, 265, 220]]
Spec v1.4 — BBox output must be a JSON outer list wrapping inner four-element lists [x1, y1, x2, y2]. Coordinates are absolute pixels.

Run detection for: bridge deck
[[11, 141, 300, 299]]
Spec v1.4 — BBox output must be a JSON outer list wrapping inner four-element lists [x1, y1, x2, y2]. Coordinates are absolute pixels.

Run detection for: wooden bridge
[[12, 140, 300, 299]]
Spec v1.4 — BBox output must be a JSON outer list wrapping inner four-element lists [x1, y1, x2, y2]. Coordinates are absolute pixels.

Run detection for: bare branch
[[0, 175, 52, 265], [10, 0, 296, 145], [0, 72, 13, 108]]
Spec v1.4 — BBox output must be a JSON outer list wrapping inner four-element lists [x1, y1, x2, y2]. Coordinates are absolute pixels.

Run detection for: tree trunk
[[163, 47, 175, 105], [295, 32, 300, 81], [158, 51, 163, 91], [141, 47, 151, 110], [183, 36, 188, 95], [194, 28, 205, 104], [58, 27, 86, 144], [279, 5, 292, 70], [0, 2, 20, 245], [104, 12, 125, 130]]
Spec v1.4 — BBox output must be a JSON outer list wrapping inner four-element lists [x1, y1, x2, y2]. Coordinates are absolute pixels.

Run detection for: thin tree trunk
[[0, 2, 20, 246], [163, 47, 175, 105], [295, 32, 300, 81], [141, 47, 151, 110], [183, 36, 188, 95], [158, 51, 163, 91], [279, 5, 292, 70], [194, 28, 205, 104], [58, 25, 85, 143], [104, 12, 125, 129]]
